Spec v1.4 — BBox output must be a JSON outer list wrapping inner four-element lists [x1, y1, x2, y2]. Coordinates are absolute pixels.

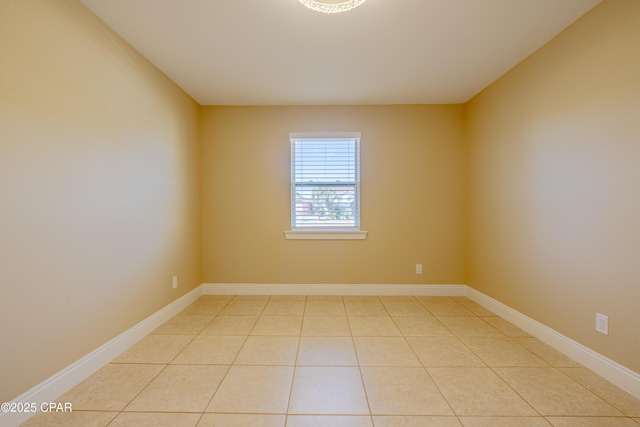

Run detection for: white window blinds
[[290, 132, 361, 230]]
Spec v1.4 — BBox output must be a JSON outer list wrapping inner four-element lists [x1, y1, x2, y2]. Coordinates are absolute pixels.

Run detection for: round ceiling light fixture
[[298, 0, 367, 14]]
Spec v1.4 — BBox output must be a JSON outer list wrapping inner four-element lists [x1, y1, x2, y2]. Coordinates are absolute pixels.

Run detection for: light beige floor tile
[[20, 411, 117, 427], [58, 364, 164, 410], [354, 337, 421, 366], [262, 300, 305, 315], [418, 300, 475, 317], [344, 296, 380, 302], [42, 295, 639, 427], [378, 296, 418, 302], [428, 367, 537, 416], [200, 315, 258, 335], [207, 366, 294, 413], [305, 300, 346, 316], [393, 316, 452, 337], [483, 317, 531, 337], [181, 299, 228, 315], [558, 367, 640, 417], [438, 317, 504, 337], [361, 367, 453, 415], [289, 367, 369, 414], [513, 338, 581, 367], [297, 337, 358, 366], [200, 295, 235, 301], [306, 295, 343, 301], [251, 315, 303, 335], [494, 367, 623, 416], [457, 301, 497, 317], [459, 417, 551, 426], [109, 412, 201, 427], [407, 336, 484, 367], [345, 301, 388, 316], [221, 300, 267, 315], [197, 414, 285, 426], [233, 295, 271, 300], [112, 334, 194, 364], [125, 365, 228, 412], [381, 301, 430, 316], [171, 335, 245, 364], [348, 316, 401, 336], [545, 417, 639, 427], [270, 295, 306, 301], [417, 296, 455, 302], [152, 314, 213, 335], [234, 335, 299, 365], [460, 337, 547, 367], [286, 415, 373, 426], [373, 416, 462, 427], [302, 315, 351, 336]]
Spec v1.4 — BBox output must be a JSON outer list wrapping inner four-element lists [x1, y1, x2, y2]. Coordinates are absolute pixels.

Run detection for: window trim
[[285, 132, 367, 240], [284, 230, 368, 240]]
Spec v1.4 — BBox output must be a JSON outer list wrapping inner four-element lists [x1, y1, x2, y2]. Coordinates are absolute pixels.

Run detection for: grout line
[[115, 363, 170, 414], [283, 296, 306, 424], [344, 296, 375, 422], [188, 296, 250, 417]]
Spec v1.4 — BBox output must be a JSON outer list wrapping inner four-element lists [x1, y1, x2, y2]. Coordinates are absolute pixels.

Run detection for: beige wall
[[0, 0, 201, 401], [466, 0, 640, 372], [201, 105, 466, 285]]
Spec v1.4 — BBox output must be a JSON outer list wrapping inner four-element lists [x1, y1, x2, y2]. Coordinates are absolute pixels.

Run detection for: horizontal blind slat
[[291, 136, 360, 229]]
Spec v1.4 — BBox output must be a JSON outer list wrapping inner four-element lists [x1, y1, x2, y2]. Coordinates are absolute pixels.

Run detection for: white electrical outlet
[[595, 312, 608, 335], [416, 264, 423, 274], [172, 276, 178, 289]]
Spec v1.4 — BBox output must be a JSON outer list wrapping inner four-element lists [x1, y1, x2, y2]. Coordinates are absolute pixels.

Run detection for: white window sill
[[284, 230, 368, 240]]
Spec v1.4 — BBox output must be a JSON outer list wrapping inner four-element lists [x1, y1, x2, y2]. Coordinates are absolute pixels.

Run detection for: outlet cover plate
[[596, 312, 608, 335]]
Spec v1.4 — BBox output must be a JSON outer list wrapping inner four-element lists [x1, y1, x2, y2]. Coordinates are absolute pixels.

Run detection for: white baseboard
[[0, 286, 203, 427], [466, 287, 640, 399], [201, 283, 467, 296]]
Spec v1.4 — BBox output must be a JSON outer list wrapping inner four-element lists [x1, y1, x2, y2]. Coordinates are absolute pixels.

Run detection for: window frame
[[285, 132, 368, 240]]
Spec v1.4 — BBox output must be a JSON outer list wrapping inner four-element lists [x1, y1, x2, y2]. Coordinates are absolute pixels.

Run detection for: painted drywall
[[466, 0, 640, 372], [201, 105, 466, 285], [0, 0, 201, 402]]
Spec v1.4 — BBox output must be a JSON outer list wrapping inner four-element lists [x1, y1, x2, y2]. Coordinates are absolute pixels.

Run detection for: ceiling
[[80, 0, 601, 106]]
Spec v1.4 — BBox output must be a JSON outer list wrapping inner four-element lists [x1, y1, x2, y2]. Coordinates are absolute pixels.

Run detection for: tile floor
[[22, 295, 640, 426]]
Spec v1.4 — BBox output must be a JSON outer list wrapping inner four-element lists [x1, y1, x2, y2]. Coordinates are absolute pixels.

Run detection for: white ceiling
[[80, 0, 601, 106]]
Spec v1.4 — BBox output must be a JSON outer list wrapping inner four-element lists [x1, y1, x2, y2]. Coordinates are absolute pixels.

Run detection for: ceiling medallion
[[298, 0, 367, 14]]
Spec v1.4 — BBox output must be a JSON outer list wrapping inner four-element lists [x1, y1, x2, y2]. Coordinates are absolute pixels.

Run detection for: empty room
[[1, 0, 639, 426]]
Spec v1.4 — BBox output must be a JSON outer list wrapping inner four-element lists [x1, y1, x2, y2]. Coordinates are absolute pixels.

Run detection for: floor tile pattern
[[21, 295, 640, 426]]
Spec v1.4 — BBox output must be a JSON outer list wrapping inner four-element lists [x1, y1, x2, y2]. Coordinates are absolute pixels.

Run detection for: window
[[285, 132, 367, 240]]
